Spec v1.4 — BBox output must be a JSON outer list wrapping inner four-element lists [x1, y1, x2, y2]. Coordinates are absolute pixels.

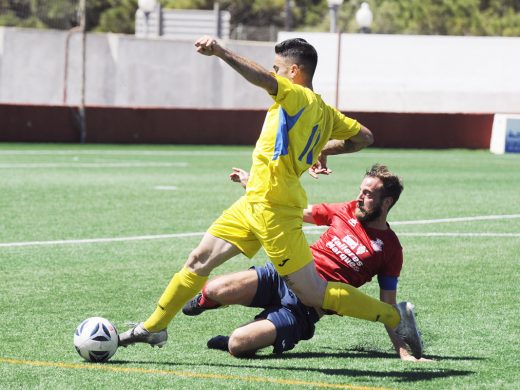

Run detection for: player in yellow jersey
[[119, 36, 423, 358]]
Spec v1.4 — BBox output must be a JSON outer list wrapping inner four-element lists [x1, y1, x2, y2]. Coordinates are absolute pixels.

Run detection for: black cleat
[[182, 293, 222, 316], [207, 335, 230, 352]]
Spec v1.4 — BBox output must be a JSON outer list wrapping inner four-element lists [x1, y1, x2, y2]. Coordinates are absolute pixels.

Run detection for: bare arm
[[309, 125, 373, 178], [321, 125, 374, 155], [195, 36, 278, 95], [380, 289, 432, 362], [380, 289, 409, 358]]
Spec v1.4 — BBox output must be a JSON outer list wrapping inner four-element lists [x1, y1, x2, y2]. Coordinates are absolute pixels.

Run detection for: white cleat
[[118, 323, 168, 348], [394, 302, 423, 358]]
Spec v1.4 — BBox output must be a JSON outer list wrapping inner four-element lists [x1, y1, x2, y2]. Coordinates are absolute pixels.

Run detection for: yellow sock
[[322, 282, 400, 328], [144, 267, 207, 332]]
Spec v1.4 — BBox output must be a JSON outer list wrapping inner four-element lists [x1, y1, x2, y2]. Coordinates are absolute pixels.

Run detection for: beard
[[355, 203, 383, 223]]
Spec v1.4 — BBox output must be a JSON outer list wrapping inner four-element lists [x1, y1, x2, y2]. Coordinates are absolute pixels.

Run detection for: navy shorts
[[250, 262, 320, 354]]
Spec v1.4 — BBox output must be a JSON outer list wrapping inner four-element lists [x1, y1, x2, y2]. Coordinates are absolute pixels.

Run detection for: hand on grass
[[399, 348, 434, 362]]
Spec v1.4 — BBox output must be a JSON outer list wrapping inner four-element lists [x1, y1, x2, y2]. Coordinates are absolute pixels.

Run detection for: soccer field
[[0, 144, 519, 389]]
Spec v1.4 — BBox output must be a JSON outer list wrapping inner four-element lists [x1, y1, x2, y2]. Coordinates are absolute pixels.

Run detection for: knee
[[185, 247, 211, 274], [203, 278, 225, 300], [228, 328, 252, 357]]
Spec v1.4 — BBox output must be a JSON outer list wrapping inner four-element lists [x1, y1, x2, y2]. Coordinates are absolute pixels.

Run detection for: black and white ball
[[74, 317, 118, 362]]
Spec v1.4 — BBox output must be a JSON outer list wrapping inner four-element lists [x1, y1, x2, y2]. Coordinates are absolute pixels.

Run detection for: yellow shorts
[[207, 196, 313, 276]]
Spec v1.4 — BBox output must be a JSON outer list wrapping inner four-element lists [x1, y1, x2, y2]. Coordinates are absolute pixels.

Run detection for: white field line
[[302, 214, 520, 233], [1, 213, 519, 249], [391, 214, 520, 225], [0, 150, 252, 156], [154, 186, 178, 191], [0, 162, 188, 168], [0, 233, 203, 248], [399, 232, 520, 237]]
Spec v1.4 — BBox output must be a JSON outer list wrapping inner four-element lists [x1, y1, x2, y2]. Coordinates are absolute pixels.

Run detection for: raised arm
[[195, 36, 278, 95]]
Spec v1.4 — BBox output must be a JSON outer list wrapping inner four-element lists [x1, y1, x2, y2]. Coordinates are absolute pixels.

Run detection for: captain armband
[[377, 275, 398, 290]]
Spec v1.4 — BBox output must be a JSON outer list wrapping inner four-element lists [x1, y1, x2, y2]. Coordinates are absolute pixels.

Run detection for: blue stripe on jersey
[[298, 124, 318, 163], [273, 107, 305, 160], [306, 129, 321, 164], [378, 274, 398, 290]]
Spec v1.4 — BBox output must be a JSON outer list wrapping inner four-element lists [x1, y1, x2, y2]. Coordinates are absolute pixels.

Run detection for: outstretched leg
[[183, 269, 259, 316], [119, 233, 241, 347], [281, 262, 422, 358], [283, 261, 400, 327]]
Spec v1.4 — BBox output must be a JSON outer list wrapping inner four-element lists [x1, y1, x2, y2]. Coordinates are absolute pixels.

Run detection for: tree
[[94, 0, 138, 34], [356, 0, 520, 36], [0, 0, 519, 37]]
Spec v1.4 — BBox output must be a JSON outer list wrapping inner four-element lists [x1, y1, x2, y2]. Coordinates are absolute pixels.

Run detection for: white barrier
[[490, 114, 520, 154]]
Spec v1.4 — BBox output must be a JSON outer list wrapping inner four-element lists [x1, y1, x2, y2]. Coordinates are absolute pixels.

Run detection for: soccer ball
[[74, 317, 118, 362]]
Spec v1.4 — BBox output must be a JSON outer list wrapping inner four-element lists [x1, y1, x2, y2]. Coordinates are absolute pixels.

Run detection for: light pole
[[138, 0, 157, 38], [355, 2, 373, 33], [284, 0, 293, 31], [327, 0, 344, 33]]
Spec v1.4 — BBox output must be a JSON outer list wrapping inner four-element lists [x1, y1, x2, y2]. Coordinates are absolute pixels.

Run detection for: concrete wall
[[0, 27, 273, 109], [0, 27, 518, 113], [0, 27, 515, 147], [0, 28, 67, 104], [279, 32, 520, 114]]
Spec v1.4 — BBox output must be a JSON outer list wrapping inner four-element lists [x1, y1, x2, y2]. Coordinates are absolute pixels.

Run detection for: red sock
[[199, 286, 221, 308]]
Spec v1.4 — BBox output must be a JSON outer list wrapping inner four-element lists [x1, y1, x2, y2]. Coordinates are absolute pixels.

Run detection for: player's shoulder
[[320, 200, 352, 213], [383, 224, 403, 248], [344, 200, 357, 213], [278, 75, 321, 101]]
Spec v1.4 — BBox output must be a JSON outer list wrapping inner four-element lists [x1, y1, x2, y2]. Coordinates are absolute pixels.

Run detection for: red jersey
[[310, 201, 403, 288]]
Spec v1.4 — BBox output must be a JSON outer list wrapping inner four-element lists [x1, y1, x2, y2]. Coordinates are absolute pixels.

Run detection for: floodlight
[[138, 0, 157, 14], [355, 2, 373, 32]]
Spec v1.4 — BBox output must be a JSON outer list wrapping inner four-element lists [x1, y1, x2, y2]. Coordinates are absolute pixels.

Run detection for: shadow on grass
[[290, 346, 488, 362], [111, 347, 477, 383], [111, 359, 474, 383]]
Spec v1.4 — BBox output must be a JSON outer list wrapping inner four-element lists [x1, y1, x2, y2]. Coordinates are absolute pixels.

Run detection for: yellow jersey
[[246, 74, 361, 209]]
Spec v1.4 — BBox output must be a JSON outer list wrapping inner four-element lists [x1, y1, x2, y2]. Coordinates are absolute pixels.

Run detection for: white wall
[[279, 32, 520, 113], [0, 27, 518, 113], [0, 28, 67, 104], [0, 27, 273, 109]]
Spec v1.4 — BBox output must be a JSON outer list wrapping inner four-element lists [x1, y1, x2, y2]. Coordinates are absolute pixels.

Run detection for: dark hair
[[275, 38, 318, 79], [365, 164, 404, 209]]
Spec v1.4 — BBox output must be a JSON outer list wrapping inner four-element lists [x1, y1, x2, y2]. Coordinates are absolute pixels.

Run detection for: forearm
[[320, 139, 364, 155], [386, 324, 423, 360], [385, 325, 407, 355], [322, 125, 373, 156], [217, 48, 277, 95]]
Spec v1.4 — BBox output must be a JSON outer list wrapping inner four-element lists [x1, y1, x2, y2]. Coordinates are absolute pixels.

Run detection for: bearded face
[[355, 198, 383, 222], [355, 177, 385, 223]]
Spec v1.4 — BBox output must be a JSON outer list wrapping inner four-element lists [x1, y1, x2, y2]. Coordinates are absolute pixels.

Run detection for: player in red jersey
[[183, 164, 427, 361]]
